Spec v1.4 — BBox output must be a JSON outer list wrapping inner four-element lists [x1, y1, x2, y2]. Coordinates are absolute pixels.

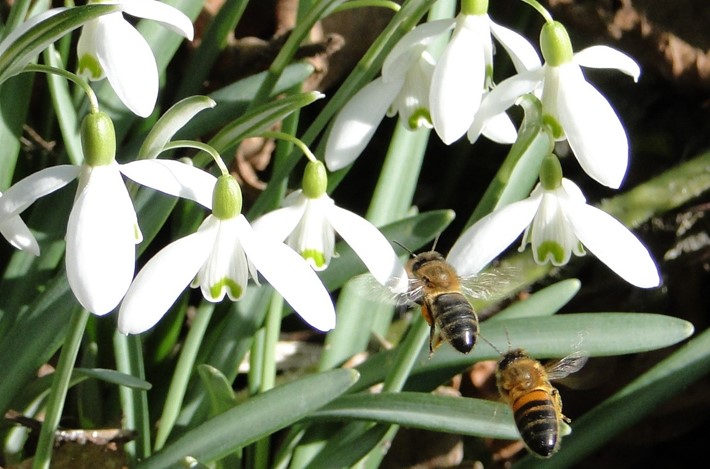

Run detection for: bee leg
[[551, 388, 569, 422]]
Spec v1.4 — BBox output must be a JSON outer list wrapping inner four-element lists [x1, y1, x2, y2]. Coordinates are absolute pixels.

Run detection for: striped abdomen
[[429, 292, 478, 354], [512, 389, 560, 458]]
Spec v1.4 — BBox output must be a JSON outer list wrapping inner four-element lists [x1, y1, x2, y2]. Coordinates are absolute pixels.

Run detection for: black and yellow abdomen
[[511, 388, 560, 458], [428, 292, 478, 354]]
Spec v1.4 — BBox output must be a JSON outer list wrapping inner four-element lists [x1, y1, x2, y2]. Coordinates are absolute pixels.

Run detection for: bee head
[[498, 348, 529, 370], [408, 251, 445, 273]]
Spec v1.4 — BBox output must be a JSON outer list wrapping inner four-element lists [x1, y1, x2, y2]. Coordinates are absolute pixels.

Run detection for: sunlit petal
[[489, 19, 541, 72], [562, 199, 661, 288], [197, 217, 250, 302], [448, 196, 540, 276], [574, 45, 640, 82], [325, 78, 401, 171], [119, 0, 194, 40], [326, 205, 406, 287], [92, 14, 158, 117], [120, 159, 217, 208], [556, 65, 628, 188], [382, 18, 454, 81], [66, 164, 137, 315], [118, 226, 216, 334], [237, 215, 335, 331], [481, 110, 517, 144], [251, 195, 307, 242], [468, 68, 543, 143], [430, 15, 488, 144], [0, 165, 79, 219], [0, 213, 39, 256]]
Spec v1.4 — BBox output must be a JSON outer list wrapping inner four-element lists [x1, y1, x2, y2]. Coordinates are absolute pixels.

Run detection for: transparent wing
[[347, 273, 421, 307], [458, 263, 519, 300], [545, 351, 589, 381]]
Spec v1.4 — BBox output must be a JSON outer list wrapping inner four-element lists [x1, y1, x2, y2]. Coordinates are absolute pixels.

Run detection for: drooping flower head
[[469, 20, 640, 189], [253, 160, 409, 293], [430, 0, 541, 145], [118, 174, 337, 334], [448, 154, 660, 289], [77, 0, 194, 117]]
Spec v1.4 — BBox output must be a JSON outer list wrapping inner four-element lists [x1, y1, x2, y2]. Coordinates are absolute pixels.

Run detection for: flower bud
[[212, 175, 243, 220], [540, 21, 573, 67], [302, 160, 328, 199], [81, 111, 116, 167]]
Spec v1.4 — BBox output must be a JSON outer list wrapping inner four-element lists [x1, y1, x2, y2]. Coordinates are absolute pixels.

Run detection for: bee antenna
[[479, 333, 504, 356], [392, 240, 415, 257], [431, 233, 442, 252]]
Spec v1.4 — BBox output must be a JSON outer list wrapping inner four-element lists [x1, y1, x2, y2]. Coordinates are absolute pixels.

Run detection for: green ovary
[[210, 278, 243, 300]]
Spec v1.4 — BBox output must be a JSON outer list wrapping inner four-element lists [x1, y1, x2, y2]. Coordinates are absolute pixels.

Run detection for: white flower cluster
[[325, 0, 660, 289]]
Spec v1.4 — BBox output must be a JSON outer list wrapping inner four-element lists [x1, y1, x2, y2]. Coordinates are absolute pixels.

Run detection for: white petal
[[574, 46, 640, 82], [467, 68, 543, 143], [556, 65, 628, 188], [118, 226, 216, 334], [430, 15, 488, 144], [251, 195, 307, 242], [119, 0, 194, 40], [562, 200, 661, 288], [489, 19, 541, 72], [325, 78, 401, 171], [326, 205, 407, 286], [66, 165, 138, 315], [237, 216, 335, 332], [196, 217, 251, 301], [0, 165, 79, 219], [481, 110, 517, 144], [382, 19, 454, 80], [0, 214, 39, 255], [447, 196, 541, 276], [93, 15, 158, 117], [120, 159, 217, 208]]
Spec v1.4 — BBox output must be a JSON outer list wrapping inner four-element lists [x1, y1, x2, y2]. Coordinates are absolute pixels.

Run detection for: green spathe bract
[[80, 111, 116, 166]]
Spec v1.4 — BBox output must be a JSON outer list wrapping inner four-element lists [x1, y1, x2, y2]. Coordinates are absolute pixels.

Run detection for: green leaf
[[139, 95, 216, 160], [74, 368, 152, 391], [197, 364, 238, 416], [352, 313, 694, 393], [206, 91, 324, 158], [136, 369, 359, 469], [0, 4, 123, 84], [309, 392, 517, 440], [489, 278, 581, 321]]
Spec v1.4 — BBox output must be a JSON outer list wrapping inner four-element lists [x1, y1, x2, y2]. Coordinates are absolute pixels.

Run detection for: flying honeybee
[[495, 348, 588, 458]]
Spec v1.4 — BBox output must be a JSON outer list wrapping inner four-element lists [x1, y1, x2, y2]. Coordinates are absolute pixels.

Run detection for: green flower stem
[[154, 302, 215, 451], [252, 292, 285, 469], [164, 140, 229, 175], [520, 0, 553, 23], [248, 0, 347, 109], [32, 308, 89, 469], [113, 331, 151, 462], [23, 63, 99, 112], [259, 130, 317, 164], [332, 0, 400, 13]]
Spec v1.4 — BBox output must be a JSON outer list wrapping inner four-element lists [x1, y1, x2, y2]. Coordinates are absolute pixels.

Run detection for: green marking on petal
[[408, 108, 432, 130], [302, 249, 327, 269], [77, 54, 104, 80], [210, 278, 243, 300], [536, 240, 566, 265]]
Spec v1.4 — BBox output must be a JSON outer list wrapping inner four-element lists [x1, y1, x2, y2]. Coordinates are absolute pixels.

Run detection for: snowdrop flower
[[0, 111, 215, 315], [468, 20, 641, 189], [325, 20, 453, 171], [430, 0, 541, 145], [253, 160, 408, 293], [77, 0, 194, 117], [448, 154, 660, 288], [118, 174, 336, 334]]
